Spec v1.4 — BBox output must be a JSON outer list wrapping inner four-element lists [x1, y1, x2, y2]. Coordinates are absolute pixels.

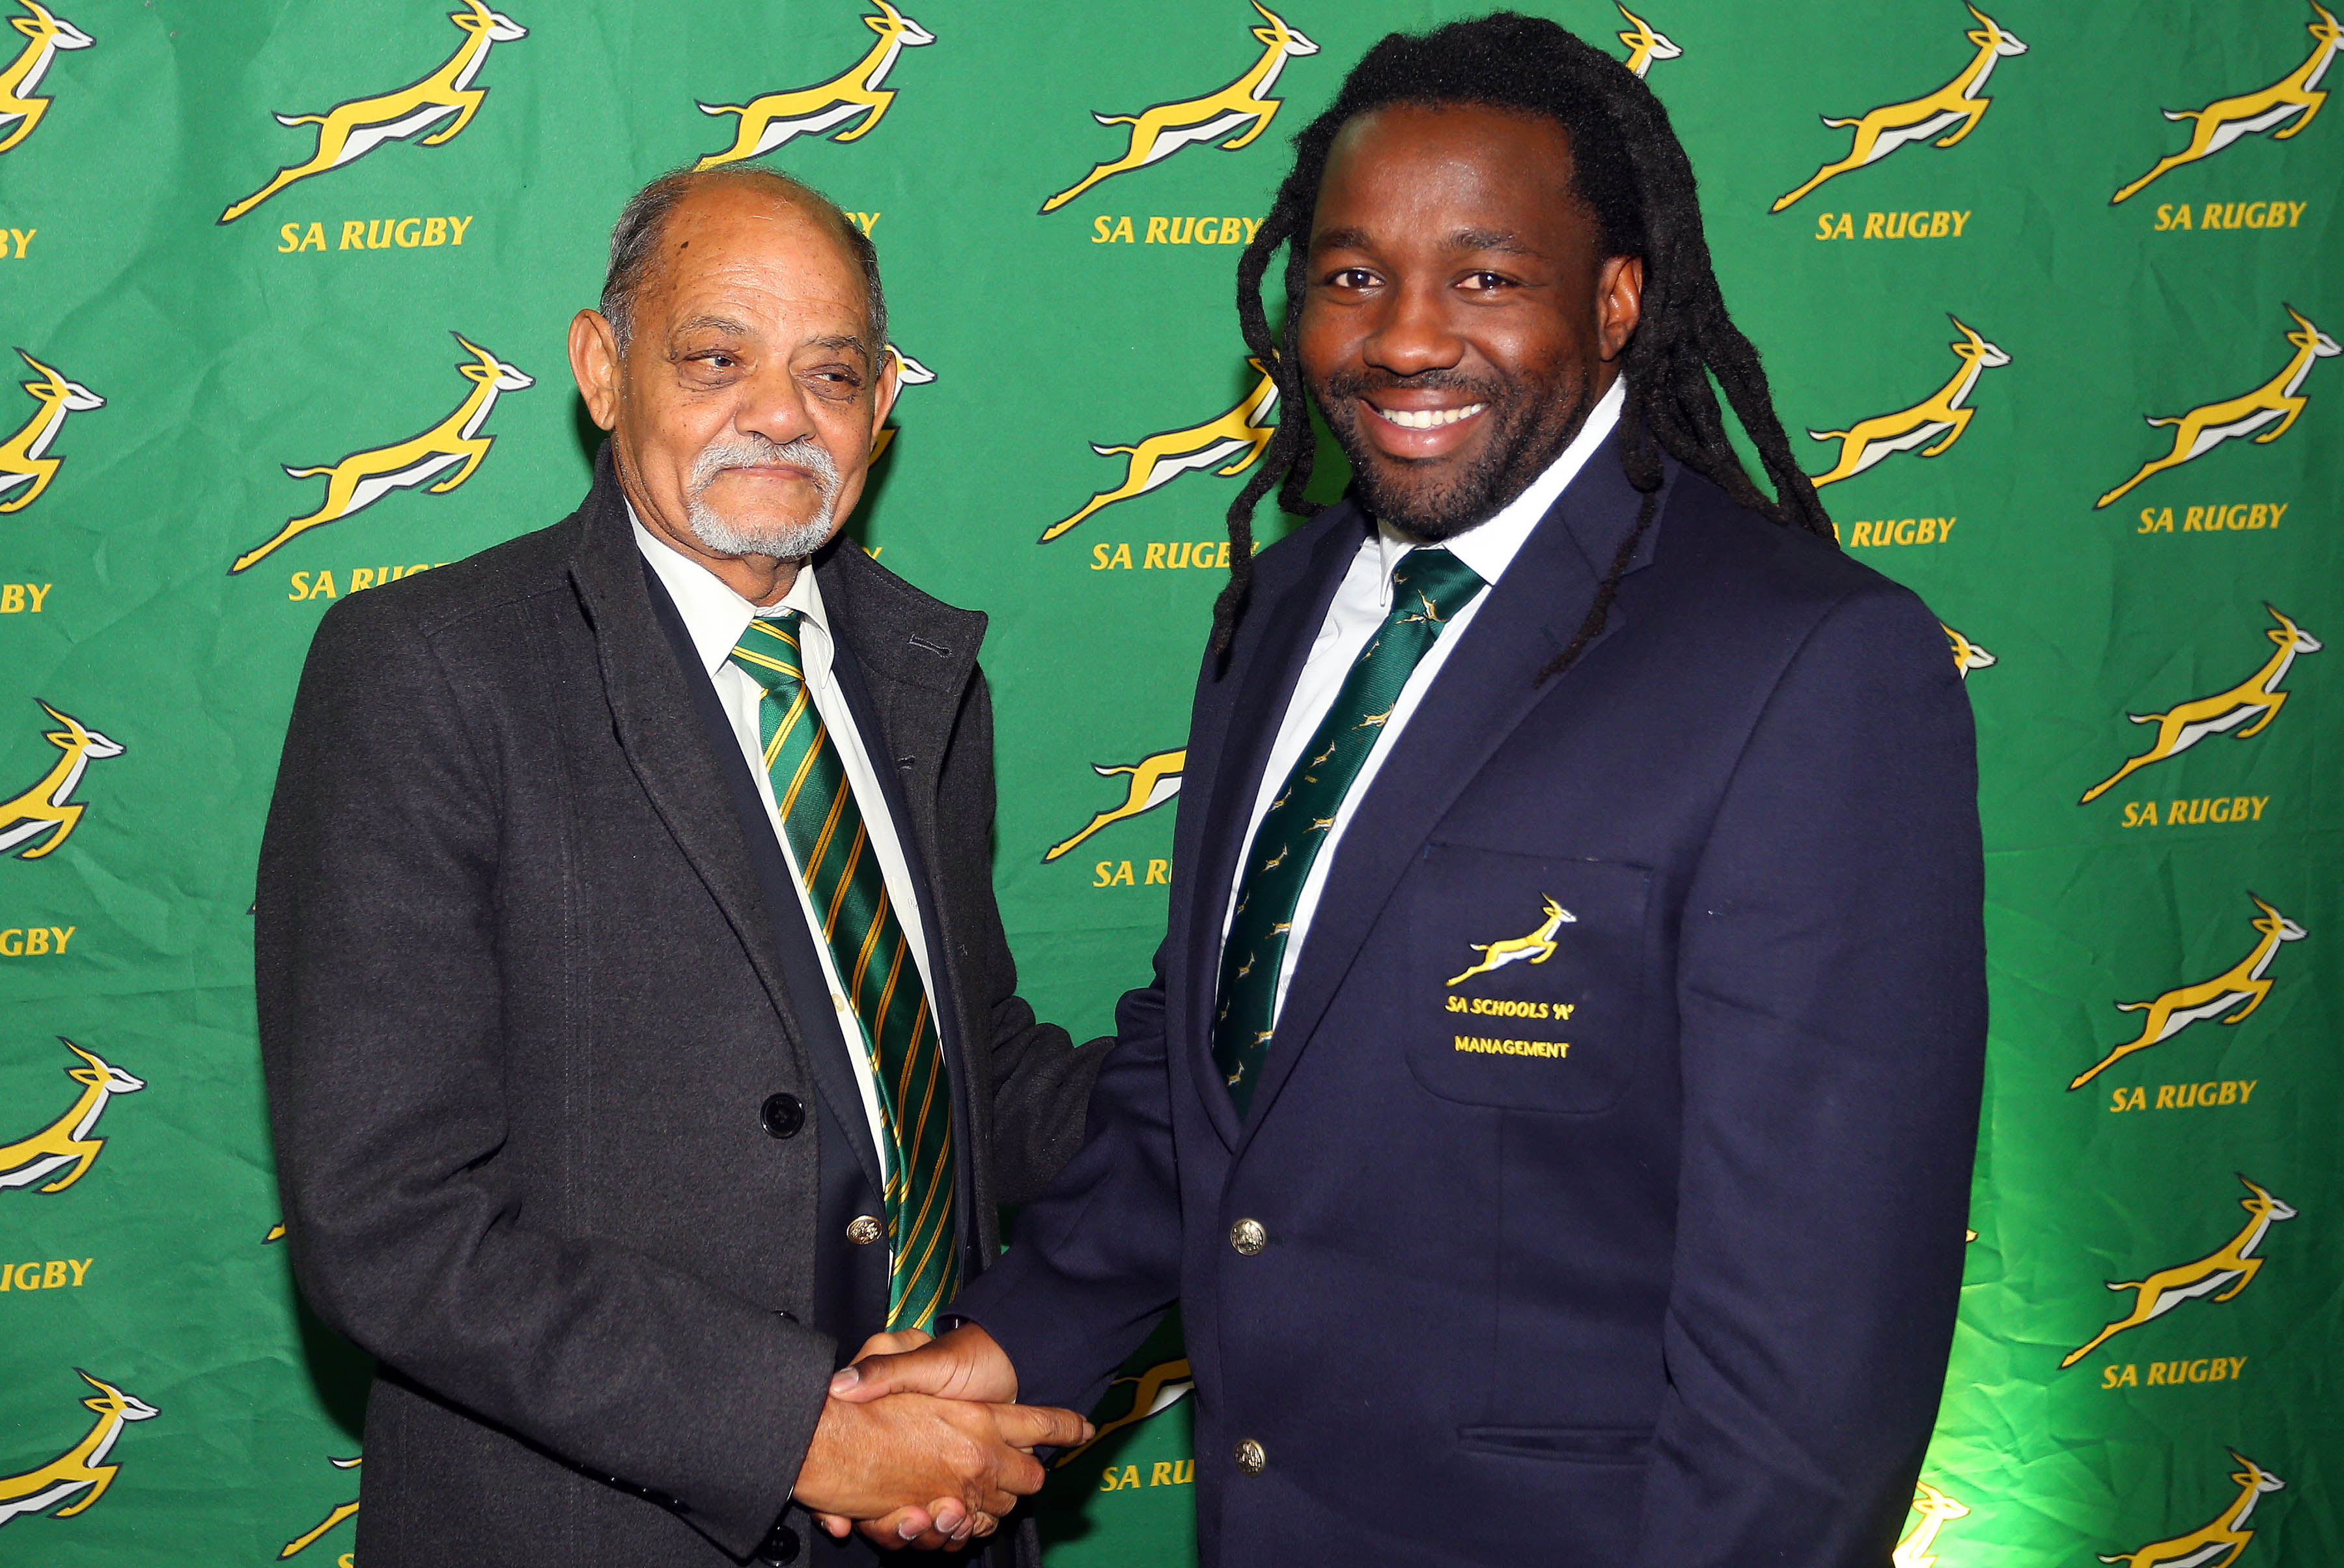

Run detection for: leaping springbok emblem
[[1051, 1360, 1193, 1468], [277, 1456, 361, 1559], [1942, 623, 1996, 679], [2061, 1176, 2295, 1367], [219, 0, 526, 225], [0, 1371, 158, 1526], [2080, 606, 2321, 804], [1807, 316, 2008, 488], [2114, 3, 2341, 204], [1772, 4, 2026, 212], [2095, 307, 2337, 509], [1893, 1483, 1972, 1568], [0, 701, 122, 860], [0, 0, 91, 156], [1040, 2, 1318, 214], [1042, 359, 1279, 542], [1447, 896, 1575, 987], [1043, 748, 1186, 862], [0, 1039, 143, 1194], [231, 333, 531, 574], [0, 349, 101, 514], [693, 1, 934, 169], [2097, 1450, 2285, 1568], [869, 346, 933, 463], [2071, 896, 2305, 1089], [1615, 3, 1680, 79]]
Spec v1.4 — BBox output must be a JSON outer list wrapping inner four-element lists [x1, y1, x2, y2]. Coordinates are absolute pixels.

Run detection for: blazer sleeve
[[1630, 581, 1987, 1568], [257, 591, 826, 1561]]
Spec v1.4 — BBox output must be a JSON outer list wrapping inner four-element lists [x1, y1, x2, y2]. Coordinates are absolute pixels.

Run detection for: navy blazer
[[954, 441, 1987, 1568]]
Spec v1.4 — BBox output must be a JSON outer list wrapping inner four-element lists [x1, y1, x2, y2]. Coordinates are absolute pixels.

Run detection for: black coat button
[[757, 1522, 800, 1565], [760, 1093, 805, 1139]]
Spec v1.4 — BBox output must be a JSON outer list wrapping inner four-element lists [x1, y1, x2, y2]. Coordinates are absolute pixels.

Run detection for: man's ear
[[1597, 255, 1645, 364], [869, 349, 902, 439], [568, 309, 622, 431]]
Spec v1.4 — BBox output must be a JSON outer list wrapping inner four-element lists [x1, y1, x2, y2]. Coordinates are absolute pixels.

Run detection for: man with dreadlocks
[[832, 14, 1985, 1565]]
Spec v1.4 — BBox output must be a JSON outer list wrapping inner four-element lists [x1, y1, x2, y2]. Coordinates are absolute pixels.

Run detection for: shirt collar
[[630, 505, 829, 679], [1370, 374, 1625, 600]]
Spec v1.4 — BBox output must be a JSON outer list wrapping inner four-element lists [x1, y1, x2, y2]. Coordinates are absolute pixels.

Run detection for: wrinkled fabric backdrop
[[1, 1, 2337, 1563]]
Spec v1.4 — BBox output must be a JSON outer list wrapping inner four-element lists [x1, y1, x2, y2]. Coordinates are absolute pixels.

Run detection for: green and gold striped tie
[[729, 613, 958, 1332]]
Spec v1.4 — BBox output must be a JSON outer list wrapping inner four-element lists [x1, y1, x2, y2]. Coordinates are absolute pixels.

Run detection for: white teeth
[[1373, 402, 1486, 430]]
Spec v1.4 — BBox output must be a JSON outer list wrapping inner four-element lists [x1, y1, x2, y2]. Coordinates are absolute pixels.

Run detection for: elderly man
[[257, 165, 1097, 1567]]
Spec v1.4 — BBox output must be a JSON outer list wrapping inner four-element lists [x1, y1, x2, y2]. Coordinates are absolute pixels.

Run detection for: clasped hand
[[798, 1325, 1062, 1551]]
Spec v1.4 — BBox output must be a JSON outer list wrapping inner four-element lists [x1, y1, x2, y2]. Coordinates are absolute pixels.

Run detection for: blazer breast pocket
[[1405, 846, 1652, 1114]]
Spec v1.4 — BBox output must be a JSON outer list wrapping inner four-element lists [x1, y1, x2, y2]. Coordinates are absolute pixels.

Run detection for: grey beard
[[684, 434, 842, 560]]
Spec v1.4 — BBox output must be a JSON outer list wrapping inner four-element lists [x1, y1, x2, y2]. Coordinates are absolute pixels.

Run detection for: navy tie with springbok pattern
[[1210, 547, 1486, 1117], [729, 611, 958, 1332]]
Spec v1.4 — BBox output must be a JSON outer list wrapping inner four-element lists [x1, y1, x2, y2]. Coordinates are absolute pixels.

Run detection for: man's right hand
[[828, 1322, 1020, 1407], [792, 1385, 1085, 1535]]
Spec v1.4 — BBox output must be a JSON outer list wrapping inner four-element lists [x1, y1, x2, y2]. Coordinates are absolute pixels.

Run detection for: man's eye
[[1462, 272, 1511, 291], [1328, 268, 1376, 288], [686, 352, 738, 371]]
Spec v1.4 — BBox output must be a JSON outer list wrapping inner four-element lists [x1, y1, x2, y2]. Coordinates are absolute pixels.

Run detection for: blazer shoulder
[[1661, 464, 1943, 640], [316, 512, 584, 648]]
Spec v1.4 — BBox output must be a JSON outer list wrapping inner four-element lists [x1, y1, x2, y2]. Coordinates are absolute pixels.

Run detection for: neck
[[615, 450, 802, 606]]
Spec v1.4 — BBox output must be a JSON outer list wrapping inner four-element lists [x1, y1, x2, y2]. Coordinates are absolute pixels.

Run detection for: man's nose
[[1360, 279, 1466, 378], [730, 363, 820, 448]]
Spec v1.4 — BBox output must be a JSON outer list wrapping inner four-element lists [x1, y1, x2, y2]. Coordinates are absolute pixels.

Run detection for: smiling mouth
[[1367, 401, 1488, 431]]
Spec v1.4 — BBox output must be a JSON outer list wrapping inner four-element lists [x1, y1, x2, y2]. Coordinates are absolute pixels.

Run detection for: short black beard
[[1316, 363, 1596, 542]]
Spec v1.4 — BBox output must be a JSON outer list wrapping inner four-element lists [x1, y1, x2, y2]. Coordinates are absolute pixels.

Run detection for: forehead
[[645, 184, 868, 335], [1313, 102, 1586, 242]]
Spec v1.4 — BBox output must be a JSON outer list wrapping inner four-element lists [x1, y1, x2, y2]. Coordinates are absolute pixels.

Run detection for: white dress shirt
[[634, 514, 935, 1180], [1227, 377, 1625, 1021]]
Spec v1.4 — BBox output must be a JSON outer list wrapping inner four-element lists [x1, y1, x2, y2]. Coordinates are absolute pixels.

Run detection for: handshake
[[796, 1323, 1070, 1552]]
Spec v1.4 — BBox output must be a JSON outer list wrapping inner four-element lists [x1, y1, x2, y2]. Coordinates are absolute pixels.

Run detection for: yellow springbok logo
[[1042, 359, 1279, 542], [2095, 307, 2336, 509], [0, 348, 100, 514], [1942, 622, 1996, 679], [1893, 1483, 1971, 1568], [231, 333, 531, 574], [2061, 1176, 2295, 1368], [1615, 3, 1680, 79], [2099, 1449, 2284, 1568], [2071, 895, 2306, 1090], [0, 0, 90, 156], [2114, 3, 2341, 204], [1807, 316, 2008, 488], [0, 1039, 142, 1195], [1043, 748, 1185, 863], [1051, 1359, 1193, 1468], [1447, 895, 1575, 987], [869, 345, 933, 463], [218, 0, 527, 225], [0, 1371, 158, 1526], [1771, 3, 2026, 212], [1040, 2, 1318, 214], [693, 1, 932, 169], [0, 701, 121, 860], [2080, 606, 2320, 804], [279, 1456, 361, 1559]]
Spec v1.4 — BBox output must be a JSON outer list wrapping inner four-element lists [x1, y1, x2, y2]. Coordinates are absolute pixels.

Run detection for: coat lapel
[[1233, 441, 1673, 1143]]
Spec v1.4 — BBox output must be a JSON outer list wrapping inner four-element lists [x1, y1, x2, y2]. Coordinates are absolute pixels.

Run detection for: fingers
[[992, 1401, 1095, 1453], [849, 1327, 933, 1364], [831, 1323, 1018, 1405], [814, 1512, 853, 1539]]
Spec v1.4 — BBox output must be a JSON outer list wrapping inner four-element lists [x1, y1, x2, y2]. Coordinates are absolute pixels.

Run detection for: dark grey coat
[[257, 452, 1103, 1565]]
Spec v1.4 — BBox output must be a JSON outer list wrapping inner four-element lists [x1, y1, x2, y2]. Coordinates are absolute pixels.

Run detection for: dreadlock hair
[[1214, 11, 1834, 680]]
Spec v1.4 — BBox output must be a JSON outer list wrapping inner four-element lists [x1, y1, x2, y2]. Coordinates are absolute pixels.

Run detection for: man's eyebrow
[[1446, 228, 1537, 256], [1309, 225, 1374, 254], [672, 313, 754, 339], [804, 333, 872, 361]]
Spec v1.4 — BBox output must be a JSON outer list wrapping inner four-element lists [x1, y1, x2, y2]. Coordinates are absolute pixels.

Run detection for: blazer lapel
[[1233, 441, 1673, 1142]]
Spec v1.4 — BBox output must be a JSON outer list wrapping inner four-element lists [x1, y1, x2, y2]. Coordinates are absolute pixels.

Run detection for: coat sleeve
[[257, 590, 826, 1561], [1629, 581, 1987, 1568]]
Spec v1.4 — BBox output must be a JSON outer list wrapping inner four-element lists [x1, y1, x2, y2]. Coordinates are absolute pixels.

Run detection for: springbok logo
[[2080, 606, 2320, 804], [1447, 895, 1576, 987], [1615, 3, 1680, 79], [1042, 748, 1185, 863], [2061, 1175, 2295, 1368], [1042, 359, 1279, 542], [0, 0, 90, 156], [218, 0, 527, 225], [0, 350, 101, 514], [1050, 1359, 1192, 1468], [1039, 2, 1317, 214], [1771, 4, 2026, 212], [2071, 895, 2306, 1089], [232, 332, 531, 574], [693, 1, 933, 169], [0, 1039, 141, 1194], [2095, 307, 2336, 509], [870, 346, 933, 463], [1943, 622, 1996, 679], [2113, 3, 2341, 204], [0, 1371, 158, 1527], [0, 701, 120, 860], [1893, 1483, 1971, 1568], [2099, 1449, 2284, 1568], [279, 1456, 361, 1559], [1807, 316, 2008, 488]]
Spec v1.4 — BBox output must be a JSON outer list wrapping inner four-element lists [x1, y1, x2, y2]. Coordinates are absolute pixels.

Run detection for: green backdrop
[[2, 1, 2337, 1563]]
